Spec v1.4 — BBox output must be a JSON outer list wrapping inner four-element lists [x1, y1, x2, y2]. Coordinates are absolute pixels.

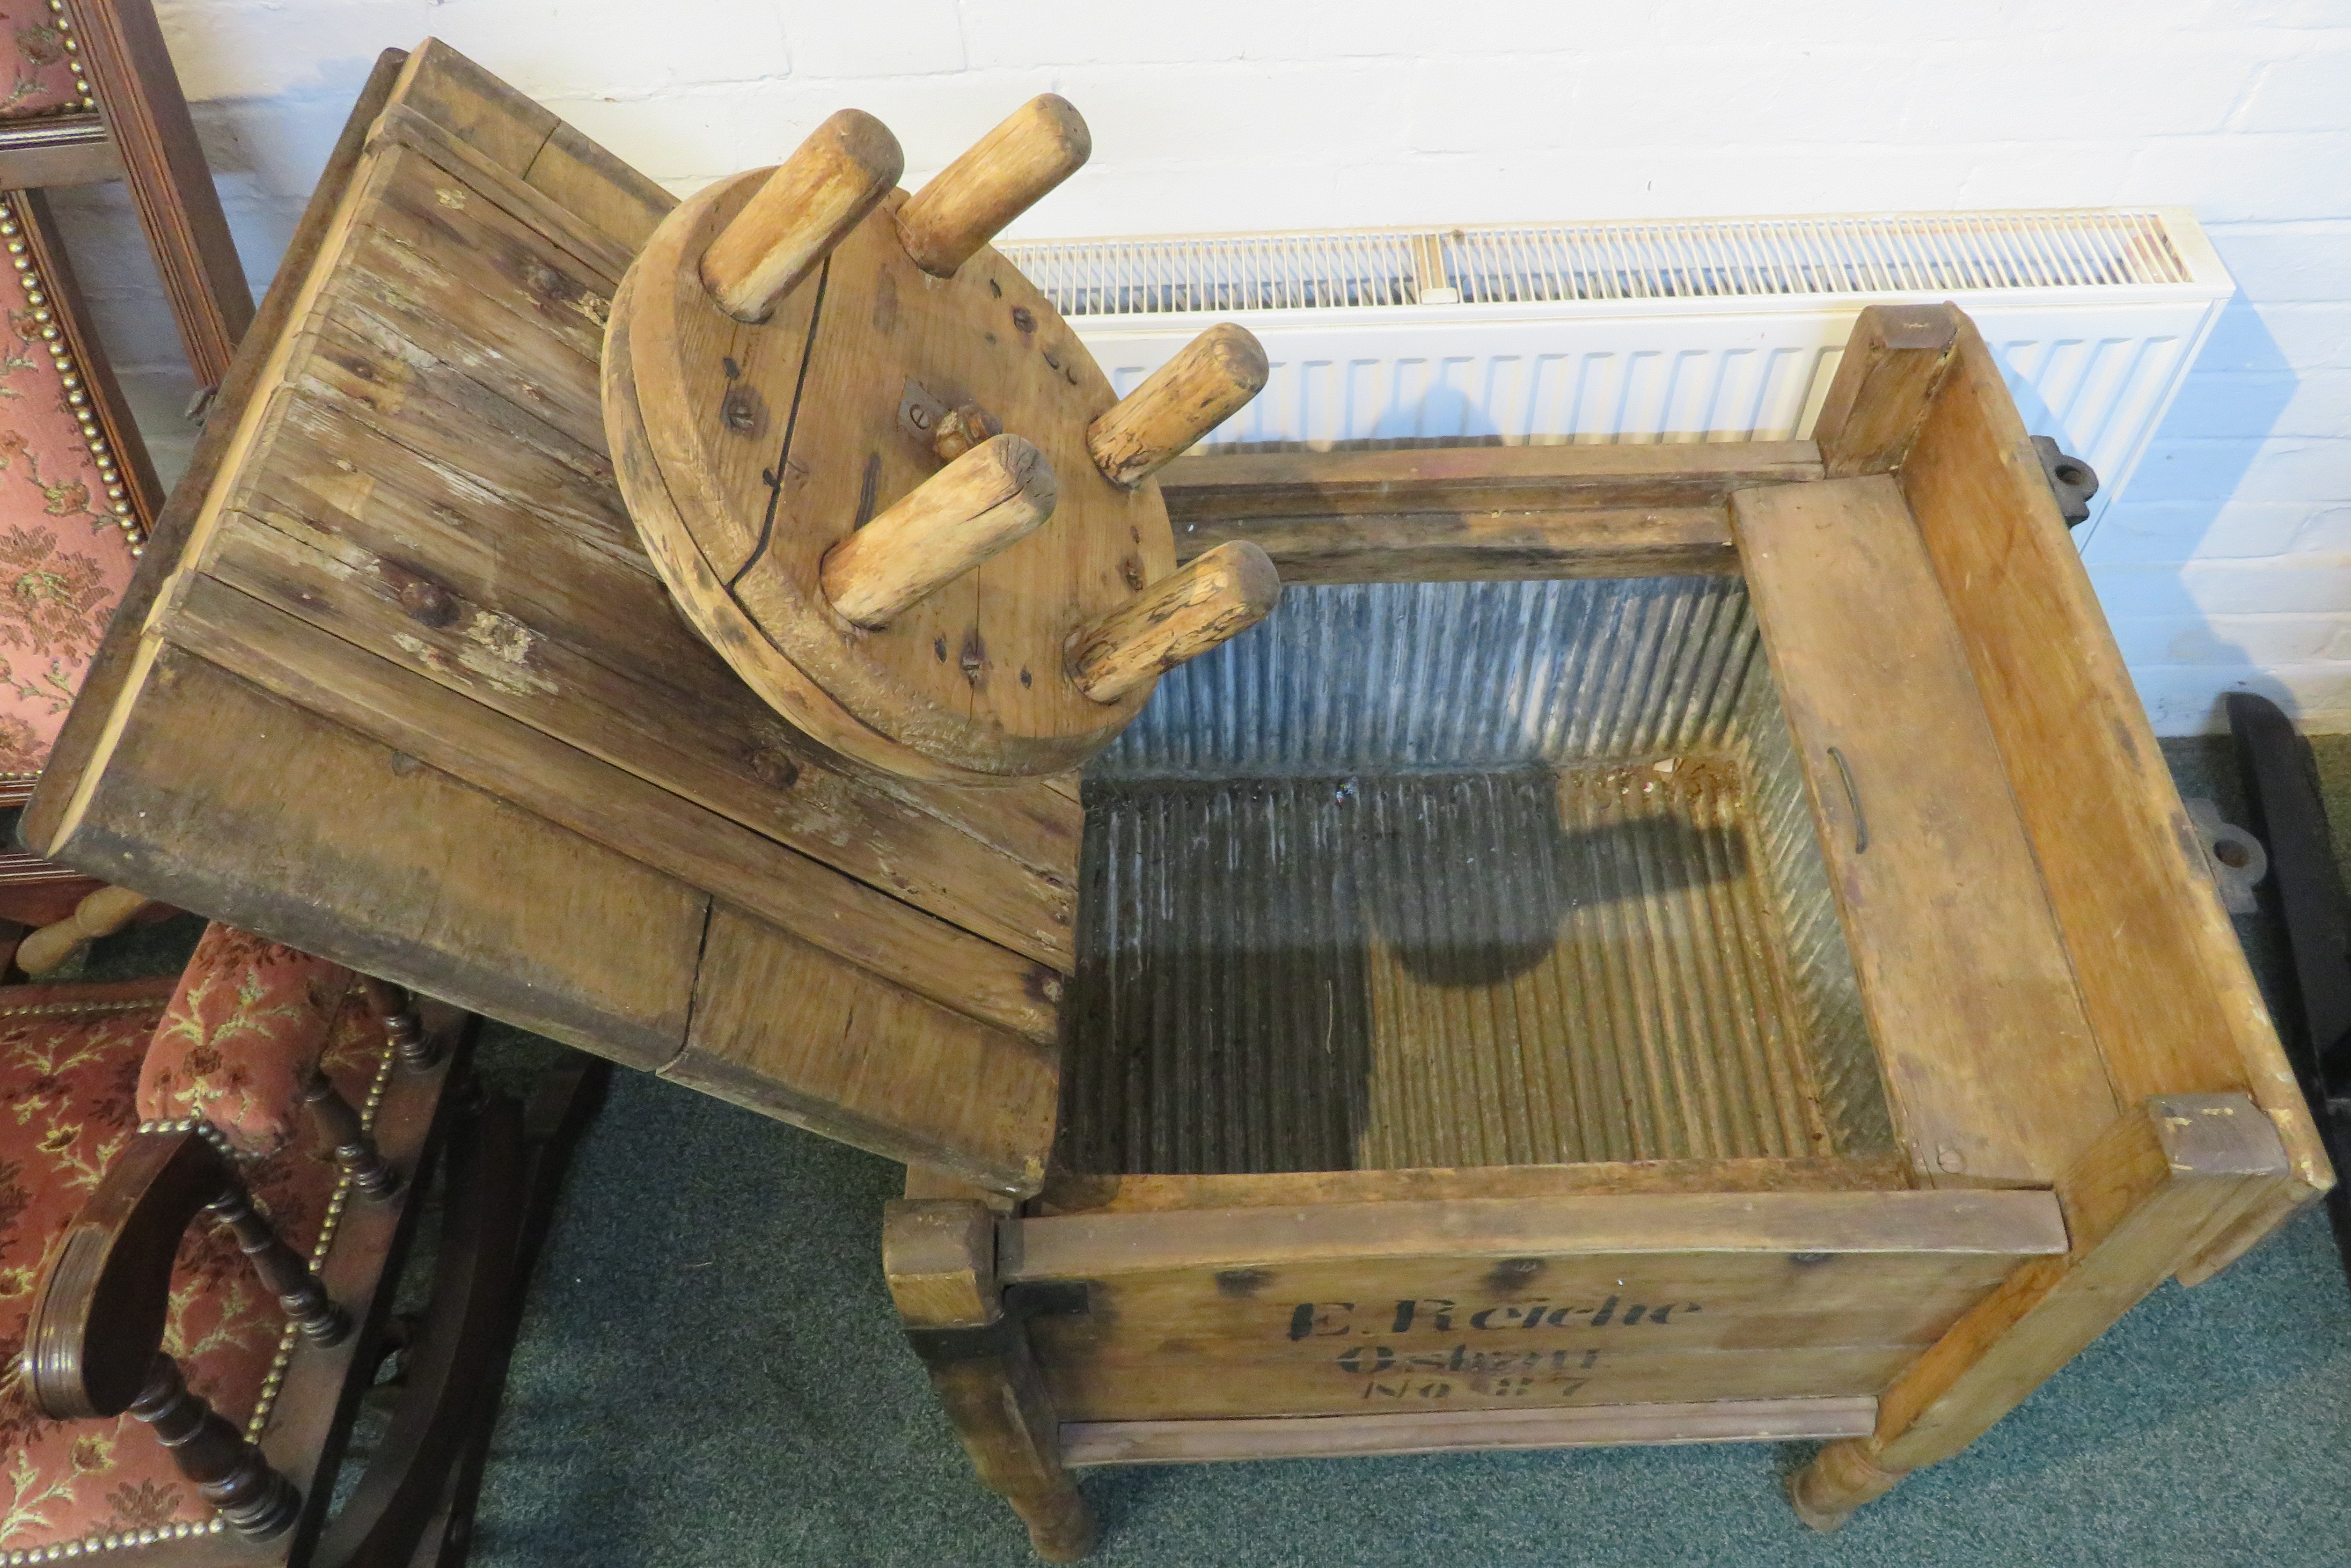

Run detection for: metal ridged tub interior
[[1058, 576, 1895, 1177]]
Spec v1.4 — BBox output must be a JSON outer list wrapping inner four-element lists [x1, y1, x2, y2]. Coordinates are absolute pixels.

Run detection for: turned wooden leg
[[885, 1200, 1095, 1562], [360, 975, 435, 1070], [130, 1354, 300, 1539], [1789, 1438, 1909, 1532], [207, 1179, 349, 1346], [1783, 1095, 2297, 1535], [299, 1064, 401, 1201]]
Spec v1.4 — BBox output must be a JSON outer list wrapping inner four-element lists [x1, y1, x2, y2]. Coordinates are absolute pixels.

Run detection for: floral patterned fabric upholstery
[[138, 924, 357, 1158], [0, 972, 391, 1555], [0, 0, 85, 122], [0, 206, 137, 783]]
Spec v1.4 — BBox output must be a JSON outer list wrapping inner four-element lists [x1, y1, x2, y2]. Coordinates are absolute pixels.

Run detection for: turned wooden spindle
[[299, 1065, 401, 1202], [701, 108, 903, 322], [15, 884, 155, 975], [895, 95, 1090, 278], [821, 433, 1058, 629], [1087, 324, 1269, 488], [207, 1180, 349, 1346], [1064, 540, 1281, 703], [129, 1353, 301, 1539], [360, 975, 435, 1070]]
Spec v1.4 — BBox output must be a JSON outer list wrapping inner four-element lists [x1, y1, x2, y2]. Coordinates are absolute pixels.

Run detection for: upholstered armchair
[[0, 0, 252, 942], [2, 922, 596, 1565]]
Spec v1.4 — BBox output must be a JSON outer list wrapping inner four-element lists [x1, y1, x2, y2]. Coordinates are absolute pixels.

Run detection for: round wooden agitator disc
[[605, 170, 1173, 784]]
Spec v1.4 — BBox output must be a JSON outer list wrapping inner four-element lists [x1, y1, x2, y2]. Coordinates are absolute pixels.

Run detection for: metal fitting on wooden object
[[2030, 435, 2099, 526]]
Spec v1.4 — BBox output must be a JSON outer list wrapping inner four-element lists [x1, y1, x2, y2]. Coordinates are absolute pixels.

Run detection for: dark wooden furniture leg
[[365, 975, 439, 1070], [302, 1061, 404, 1200], [128, 1350, 302, 1538], [309, 1087, 525, 1568], [209, 1170, 352, 1345], [413, 1052, 612, 1568]]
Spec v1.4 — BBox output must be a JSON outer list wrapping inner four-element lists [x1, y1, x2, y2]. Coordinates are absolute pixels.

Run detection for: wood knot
[[1011, 306, 1035, 334], [748, 747, 801, 790], [1120, 557, 1145, 592], [398, 580, 458, 627]]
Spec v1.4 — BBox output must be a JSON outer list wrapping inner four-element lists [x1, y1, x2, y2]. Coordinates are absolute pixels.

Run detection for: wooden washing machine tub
[[29, 43, 2324, 1561]]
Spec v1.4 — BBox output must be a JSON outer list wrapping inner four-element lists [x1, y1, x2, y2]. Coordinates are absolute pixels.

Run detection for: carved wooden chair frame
[[0, 0, 248, 944], [16, 960, 606, 1566]]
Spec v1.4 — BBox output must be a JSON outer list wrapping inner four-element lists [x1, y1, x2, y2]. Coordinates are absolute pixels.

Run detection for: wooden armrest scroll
[[27, 1128, 229, 1419], [28, 1125, 347, 1421]]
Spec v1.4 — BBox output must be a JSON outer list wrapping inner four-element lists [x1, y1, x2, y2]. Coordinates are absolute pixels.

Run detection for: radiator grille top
[[1000, 210, 2193, 317]]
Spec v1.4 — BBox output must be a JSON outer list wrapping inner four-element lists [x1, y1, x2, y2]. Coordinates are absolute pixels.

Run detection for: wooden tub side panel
[[1008, 1189, 2065, 1424], [1894, 309, 2329, 1264]]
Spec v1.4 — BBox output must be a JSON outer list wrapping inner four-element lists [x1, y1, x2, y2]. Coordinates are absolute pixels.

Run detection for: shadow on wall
[[2073, 295, 2311, 734]]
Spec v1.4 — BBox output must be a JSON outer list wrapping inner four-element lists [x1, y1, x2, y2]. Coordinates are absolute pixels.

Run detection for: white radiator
[[1002, 209, 2232, 545]]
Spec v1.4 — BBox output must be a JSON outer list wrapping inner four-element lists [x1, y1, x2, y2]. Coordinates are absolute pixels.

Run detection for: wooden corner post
[[883, 1200, 1095, 1562], [1810, 303, 1961, 478], [1790, 1093, 2292, 1531]]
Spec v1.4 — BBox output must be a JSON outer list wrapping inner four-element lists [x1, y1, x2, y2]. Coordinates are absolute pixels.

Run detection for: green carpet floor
[[91, 739, 2351, 1566]]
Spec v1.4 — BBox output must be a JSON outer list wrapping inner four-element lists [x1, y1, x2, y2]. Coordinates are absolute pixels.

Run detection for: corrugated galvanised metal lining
[[1061, 578, 1891, 1176]]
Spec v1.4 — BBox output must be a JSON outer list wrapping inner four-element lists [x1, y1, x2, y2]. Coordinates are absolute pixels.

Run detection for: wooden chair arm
[[25, 1126, 229, 1419]]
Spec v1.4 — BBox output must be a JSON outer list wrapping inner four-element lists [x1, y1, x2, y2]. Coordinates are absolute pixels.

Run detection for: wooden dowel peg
[[1087, 323, 1269, 488], [701, 109, 904, 323], [895, 95, 1090, 278], [822, 434, 1058, 629], [1064, 541, 1280, 703]]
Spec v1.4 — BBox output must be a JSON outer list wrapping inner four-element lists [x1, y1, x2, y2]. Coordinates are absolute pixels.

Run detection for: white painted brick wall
[[70, 0, 2351, 733]]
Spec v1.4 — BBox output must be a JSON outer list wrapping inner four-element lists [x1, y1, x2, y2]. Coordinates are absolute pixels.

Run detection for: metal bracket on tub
[[2031, 435, 2100, 526], [2183, 797, 2268, 914], [900, 1281, 1093, 1366]]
